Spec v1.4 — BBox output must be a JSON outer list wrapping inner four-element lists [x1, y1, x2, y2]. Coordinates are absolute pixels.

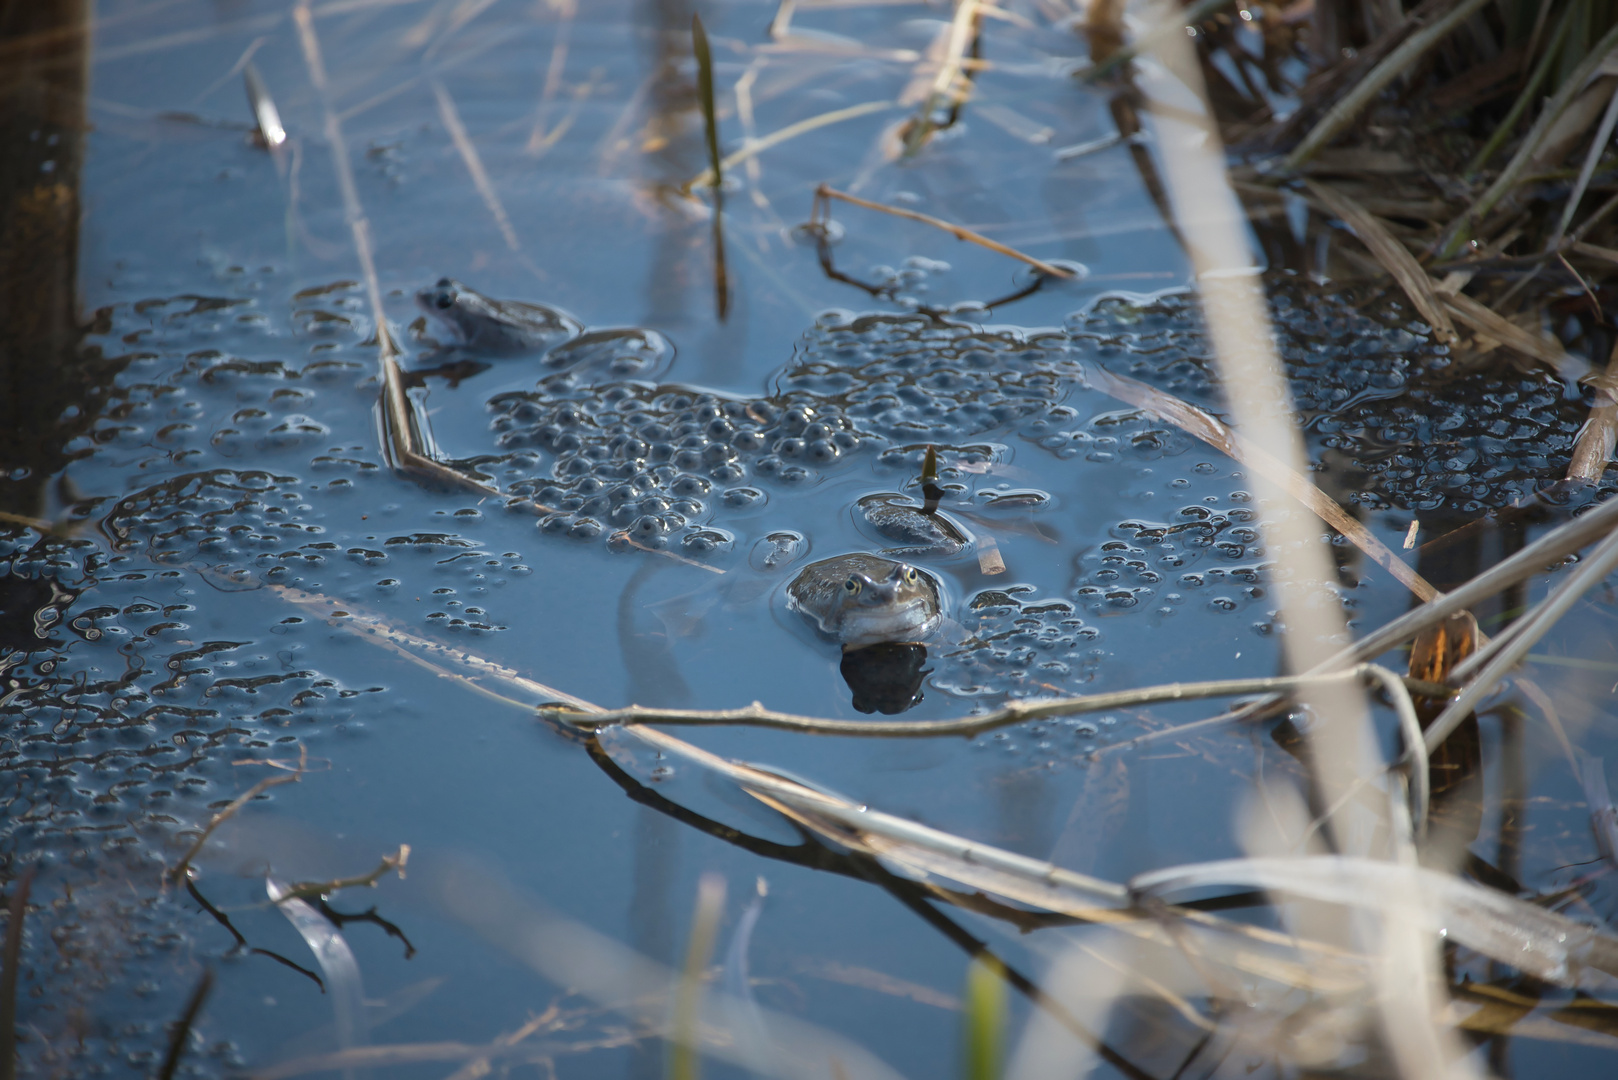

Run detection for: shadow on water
[[0, 0, 105, 524]]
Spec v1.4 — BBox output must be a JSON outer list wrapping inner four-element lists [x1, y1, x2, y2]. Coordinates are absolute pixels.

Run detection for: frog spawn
[[1070, 288, 1607, 515], [489, 313, 1099, 553], [930, 587, 1103, 699]]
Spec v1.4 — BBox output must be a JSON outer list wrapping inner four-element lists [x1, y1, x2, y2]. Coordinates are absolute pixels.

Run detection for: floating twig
[[274, 845, 411, 904], [1082, 362, 1439, 600]]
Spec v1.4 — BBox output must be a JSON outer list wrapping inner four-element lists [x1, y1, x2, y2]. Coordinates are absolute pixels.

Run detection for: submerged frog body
[[787, 553, 943, 650], [416, 277, 583, 355], [855, 492, 971, 556]]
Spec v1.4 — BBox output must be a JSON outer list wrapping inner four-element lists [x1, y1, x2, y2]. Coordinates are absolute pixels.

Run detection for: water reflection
[[0, 0, 100, 523], [839, 642, 929, 715]]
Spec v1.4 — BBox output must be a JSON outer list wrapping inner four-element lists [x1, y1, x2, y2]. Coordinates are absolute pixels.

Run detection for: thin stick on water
[[551, 668, 1442, 738], [686, 101, 895, 191], [812, 184, 1074, 278], [1083, 363, 1439, 600], [431, 76, 523, 254], [166, 750, 308, 884]]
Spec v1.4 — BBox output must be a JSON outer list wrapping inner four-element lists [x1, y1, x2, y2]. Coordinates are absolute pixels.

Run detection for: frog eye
[[902, 567, 919, 584], [844, 576, 861, 595]]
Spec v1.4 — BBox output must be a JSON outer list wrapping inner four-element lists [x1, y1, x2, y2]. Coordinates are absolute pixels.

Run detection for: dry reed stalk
[[1429, 271, 1582, 376], [1286, 0, 1492, 168], [813, 184, 1074, 277], [1084, 361, 1438, 599], [1302, 180, 1456, 342], [1143, 10, 1465, 1073], [1442, 20, 1618, 256]]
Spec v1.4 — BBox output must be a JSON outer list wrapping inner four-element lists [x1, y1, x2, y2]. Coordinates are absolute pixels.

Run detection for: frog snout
[[857, 581, 901, 606]]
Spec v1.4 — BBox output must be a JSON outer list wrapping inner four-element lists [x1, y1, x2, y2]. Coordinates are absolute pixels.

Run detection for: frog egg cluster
[[930, 586, 1103, 699], [488, 314, 1095, 551], [1072, 287, 1600, 515], [1072, 488, 1273, 628], [493, 389, 860, 552]]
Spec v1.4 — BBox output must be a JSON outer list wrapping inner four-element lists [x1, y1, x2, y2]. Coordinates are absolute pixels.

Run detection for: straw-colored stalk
[[1141, 3, 1471, 1074]]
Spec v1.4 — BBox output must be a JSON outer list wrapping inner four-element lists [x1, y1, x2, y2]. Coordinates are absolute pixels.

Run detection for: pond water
[[8, 0, 1618, 1076]]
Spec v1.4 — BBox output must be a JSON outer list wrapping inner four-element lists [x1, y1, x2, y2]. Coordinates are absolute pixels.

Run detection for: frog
[[854, 491, 971, 557], [415, 277, 583, 356], [786, 552, 944, 650]]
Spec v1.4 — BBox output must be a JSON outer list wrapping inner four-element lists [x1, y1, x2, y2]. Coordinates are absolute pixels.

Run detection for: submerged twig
[[693, 14, 730, 321], [672, 874, 725, 1080]]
